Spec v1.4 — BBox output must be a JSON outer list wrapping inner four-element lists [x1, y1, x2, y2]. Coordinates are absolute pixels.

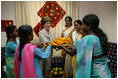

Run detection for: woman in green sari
[[5, 25, 19, 77], [57, 14, 111, 78]]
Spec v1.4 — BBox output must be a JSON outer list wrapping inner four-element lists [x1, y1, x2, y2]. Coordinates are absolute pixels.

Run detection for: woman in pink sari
[[14, 25, 52, 78]]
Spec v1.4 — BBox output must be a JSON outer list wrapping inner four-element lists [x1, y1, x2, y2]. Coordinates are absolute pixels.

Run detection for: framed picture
[[1, 20, 13, 32]]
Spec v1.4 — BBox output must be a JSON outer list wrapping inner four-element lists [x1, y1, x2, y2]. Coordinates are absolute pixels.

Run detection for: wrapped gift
[[47, 37, 72, 57], [51, 37, 72, 46], [45, 37, 72, 46], [52, 48, 62, 57]]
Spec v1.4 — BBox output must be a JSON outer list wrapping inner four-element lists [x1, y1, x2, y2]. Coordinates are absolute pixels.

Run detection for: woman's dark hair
[[65, 16, 72, 25], [18, 25, 32, 61], [82, 14, 108, 56], [65, 16, 72, 22], [40, 16, 51, 28], [74, 20, 82, 26], [6, 25, 16, 42]]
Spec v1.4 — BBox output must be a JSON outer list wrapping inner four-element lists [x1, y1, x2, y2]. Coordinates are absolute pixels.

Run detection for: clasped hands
[[52, 44, 76, 56], [36, 42, 76, 56]]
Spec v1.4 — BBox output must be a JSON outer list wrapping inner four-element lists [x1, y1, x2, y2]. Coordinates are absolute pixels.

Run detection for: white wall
[[78, 1, 117, 43], [1, 1, 16, 47]]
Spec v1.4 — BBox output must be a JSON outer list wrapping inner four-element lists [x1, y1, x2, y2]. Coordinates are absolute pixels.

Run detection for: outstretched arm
[[63, 45, 76, 56], [34, 46, 51, 60], [53, 44, 77, 57]]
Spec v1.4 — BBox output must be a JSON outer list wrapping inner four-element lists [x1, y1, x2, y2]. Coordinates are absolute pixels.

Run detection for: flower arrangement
[[45, 37, 72, 46], [51, 67, 64, 77]]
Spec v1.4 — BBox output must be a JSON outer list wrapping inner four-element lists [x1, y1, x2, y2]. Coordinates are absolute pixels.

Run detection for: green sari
[[5, 40, 18, 78]]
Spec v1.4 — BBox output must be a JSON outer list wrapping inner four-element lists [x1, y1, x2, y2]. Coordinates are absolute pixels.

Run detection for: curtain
[[15, 1, 79, 43]]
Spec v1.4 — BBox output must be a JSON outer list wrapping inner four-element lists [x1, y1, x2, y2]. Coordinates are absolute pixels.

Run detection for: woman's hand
[[36, 42, 44, 48], [57, 45, 64, 49], [49, 43, 53, 46], [66, 44, 75, 49], [61, 33, 64, 37], [51, 45, 63, 49], [62, 44, 76, 57]]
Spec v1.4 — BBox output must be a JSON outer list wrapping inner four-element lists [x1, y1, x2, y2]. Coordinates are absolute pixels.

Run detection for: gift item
[[45, 37, 72, 46], [52, 49, 62, 57], [51, 37, 72, 46]]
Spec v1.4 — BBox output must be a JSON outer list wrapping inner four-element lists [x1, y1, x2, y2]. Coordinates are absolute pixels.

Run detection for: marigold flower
[[59, 68, 62, 70], [54, 71, 57, 75]]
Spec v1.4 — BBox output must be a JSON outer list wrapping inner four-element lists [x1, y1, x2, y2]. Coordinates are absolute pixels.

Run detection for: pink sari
[[14, 43, 37, 78]]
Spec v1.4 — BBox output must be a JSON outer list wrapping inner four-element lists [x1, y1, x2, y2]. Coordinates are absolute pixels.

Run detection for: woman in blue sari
[[5, 25, 19, 78], [14, 25, 52, 78], [58, 14, 111, 78]]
